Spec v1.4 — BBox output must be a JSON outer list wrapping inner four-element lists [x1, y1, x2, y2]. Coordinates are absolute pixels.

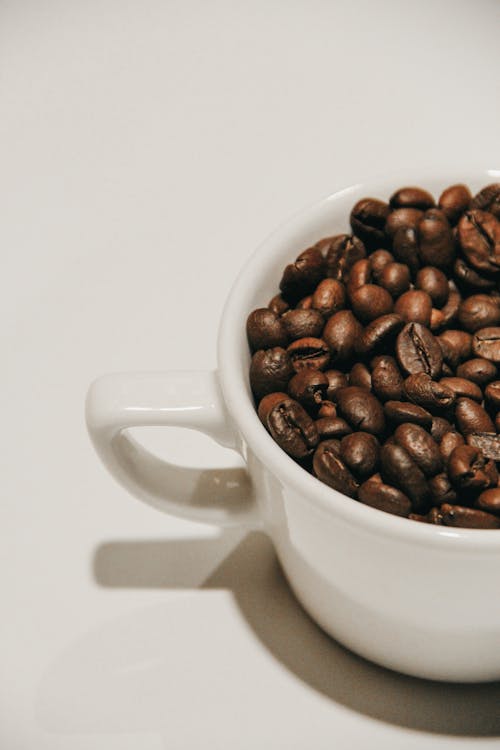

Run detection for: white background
[[1, 1, 500, 747]]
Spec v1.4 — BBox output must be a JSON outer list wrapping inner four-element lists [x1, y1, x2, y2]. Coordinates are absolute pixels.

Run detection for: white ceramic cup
[[86, 169, 500, 683]]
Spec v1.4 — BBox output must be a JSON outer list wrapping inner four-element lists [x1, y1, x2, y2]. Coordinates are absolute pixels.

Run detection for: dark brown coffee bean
[[340, 432, 380, 478], [392, 226, 420, 275], [335, 386, 385, 435], [311, 279, 346, 318], [471, 184, 500, 216], [384, 400, 433, 428], [385, 208, 423, 237], [439, 377, 483, 403], [485, 380, 500, 408], [426, 506, 445, 524], [266, 397, 319, 460], [431, 416, 454, 442], [447, 445, 498, 491], [370, 355, 404, 401], [428, 473, 457, 505], [380, 442, 429, 509], [440, 431, 465, 461], [323, 310, 362, 364], [438, 184, 472, 225], [268, 294, 289, 316], [313, 440, 359, 497], [495, 412, 500, 432], [439, 286, 461, 327], [349, 363, 372, 391], [358, 475, 411, 517], [472, 327, 500, 362], [281, 308, 324, 340], [466, 432, 500, 461], [370, 249, 394, 278], [296, 295, 313, 310], [287, 337, 330, 372], [315, 416, 353, 439], [438, 329, 472, 369], [346, 258, 372, 295], [456, 358, 498, 385], [324, 369, 349, 399], [350, 198, 390, 249], [458, 294, 500, 333], [415, 266, 449, 307], [441, 503, 500, 529], [279, 246, 325, 303], [430, 309, 445, 332], [403, 372, 455, 411], [394, 423, 442, 476], [418, 209, 455, 268], [257, 392, 289, 424], [246, 308, 288, 351], [475, 488, 500, 516], [409, 512, 430, 523], [390, 186, 434, 210], [455, 397, 495, 434], [350, 284, 393, 323], [396, 323, 443, 378], [457, 210, 500, 274], [324, 234, 367, 281], [452, 258, 496, 292], [250, 348, 295, 399], [378, 262, 411, 298], [317, 401, 337, 418], [288, 370, 329, 411], [356, 314, 405, 356], [394, 290, 432, 326]]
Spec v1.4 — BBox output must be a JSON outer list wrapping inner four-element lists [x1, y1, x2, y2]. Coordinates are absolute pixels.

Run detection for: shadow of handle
[[85, 370, 260, 528]]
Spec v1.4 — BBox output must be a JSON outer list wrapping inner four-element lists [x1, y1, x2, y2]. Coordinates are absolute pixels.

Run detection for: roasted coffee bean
[[455, 397, 495, 434], [441, 503, 500, 529], [356, 314, 405, 356], [439, 286, 461, 327], [447, 445, 498, 491], [403, 372, 455, 411], [458, 294, 500, 333], [350, 284, 393, 323], [392, 226, 420, 275], [438, 329, 472, 369], [317, 401, 337, 418], [390, 186, 434, 210], [428, 473, 457, 505], [315, 416, 353, 439], [466, 432, 500, 461], [384, 400, 433, 428], [358, 475, 411, 517], [266, 397, 319, 459], [394, 290, 432, 326], [350, 198, 390, 249], [323, 310, 362, 364], [346, 258, 372, 294], [335, 386, 385, 435], [380, 442, 429, 509], [287, 337, 330, 371], [485, 380, 500, 408], [495, 412, 500, 432], [370, 249, 394, 278], [268, 294, 289, 316], [246, 308, 288, 351], [394, 423, 442, 476], [385, 208, 423, 237], [296, 295, 313, 309], [281, 308, 324, 340], [250, 348, 295, 399], [324, 234, 367, 281], [438, 184, 472, 225], [418, 209, 455, 268], [349, 362, 372, 390], [426, 506, 445, 524], [439, 376, 483, 402], [257, 392, 289, 424], [431, 416, 454, 443], [288, 370, 329, 411], [440, 431, 465, 461], [430, 309, 445, 332], [471, 183, 500, 217], [311, 278, 346, 318], [396, 323, 443, 377], [313, 440, 359, 497], [370, 355, 404, 401], [452, 258, 496, 292], [340, 432, 380, 478], [324, 369, 349, 399], [409, 512, 430, 523], [377, 262, 411, 298], [475, 488, 500, 516], [279, 246, 325, 303], [472, 327, 500, 362], [457, 210, 500, 274], [415, 266, 449, 307], [456, 357, 497, 385]]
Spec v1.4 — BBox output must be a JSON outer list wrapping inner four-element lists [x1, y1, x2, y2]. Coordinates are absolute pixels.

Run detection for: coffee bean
[[439, 286, 461, 328], [438, 329, 472, 369], [250, 348, 295, 399], [246, 308, 288, 351], [455, 397, 495, 434], [370, 249, 394, 278], [431, 416, 454, 443], [471, 183, 500, 217], [356, 314, 405, 356], [266, 397, 319, 459], [472, 327, 500, 362], [495, 412, 500, 432], [312, 278, 346, 318], [475, 488, 500, 516], [340, 432, 380, 478], [392, 226, 420, 275], [287, 337, 330, 371], [418, 209, 455, 268], [385, 208, 423, 237], [380, 442, 429, 509], [458, 294, 500, 333], [349, 362, 372, 390], [268, 294, 289, 315], [415, 266, 449, 307], [430, 308, 445, 332], [394, 423, 442, 476], [358, 475, 411, 517], [317, 401, 337, 418], [457, 210, 500, 274], [288, 369, 329, 411], [280, 246, 325, 303], [447, 445, 498, 491], [315, 416, 353, 439], [350, 284, 393, 323], [324, 369, 349, 399], [378, 262, 411, 298], [323, 310, 362, 364], [394, 290, 432, 326], [324, 234, 367, 281], [440, 431, 465, 461], [439, 376, 483, 402], [296, 295, 313, 310], [426, 506, 445, 524], [466, 432, 500, 461], [456, 357, 498, 385], [335, 386, 385, 435], [485, 380, 500, 408], [438, 184, 472, 225], [403, 372, 455, 411], [370, 355, 404, 401], [452, 258, 496, 292], [350, 198, 390, 249], [281, 308, 324, 340], [384, 400, 433, 428], [396, 323, 443, 377], [390, 186, 434, 210], [441, 503, 500, 529], [257, 392, 290, 424], [346, 258, 372, 295], [428, 473, 457, 505], [313, 440, 359, 497]]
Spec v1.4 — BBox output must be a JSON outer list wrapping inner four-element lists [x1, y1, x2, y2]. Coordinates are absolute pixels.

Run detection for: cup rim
[[217, 168, 500, 551]]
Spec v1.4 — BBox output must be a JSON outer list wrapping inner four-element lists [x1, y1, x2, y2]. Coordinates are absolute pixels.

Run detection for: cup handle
[[85, 371, 260, 528]]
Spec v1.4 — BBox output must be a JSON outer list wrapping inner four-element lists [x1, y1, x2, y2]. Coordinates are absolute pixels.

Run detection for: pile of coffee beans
[[247, 182, 500, 528]]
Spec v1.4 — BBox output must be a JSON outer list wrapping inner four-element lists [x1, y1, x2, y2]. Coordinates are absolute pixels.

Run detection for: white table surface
[[2, 1, 500, 747]]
